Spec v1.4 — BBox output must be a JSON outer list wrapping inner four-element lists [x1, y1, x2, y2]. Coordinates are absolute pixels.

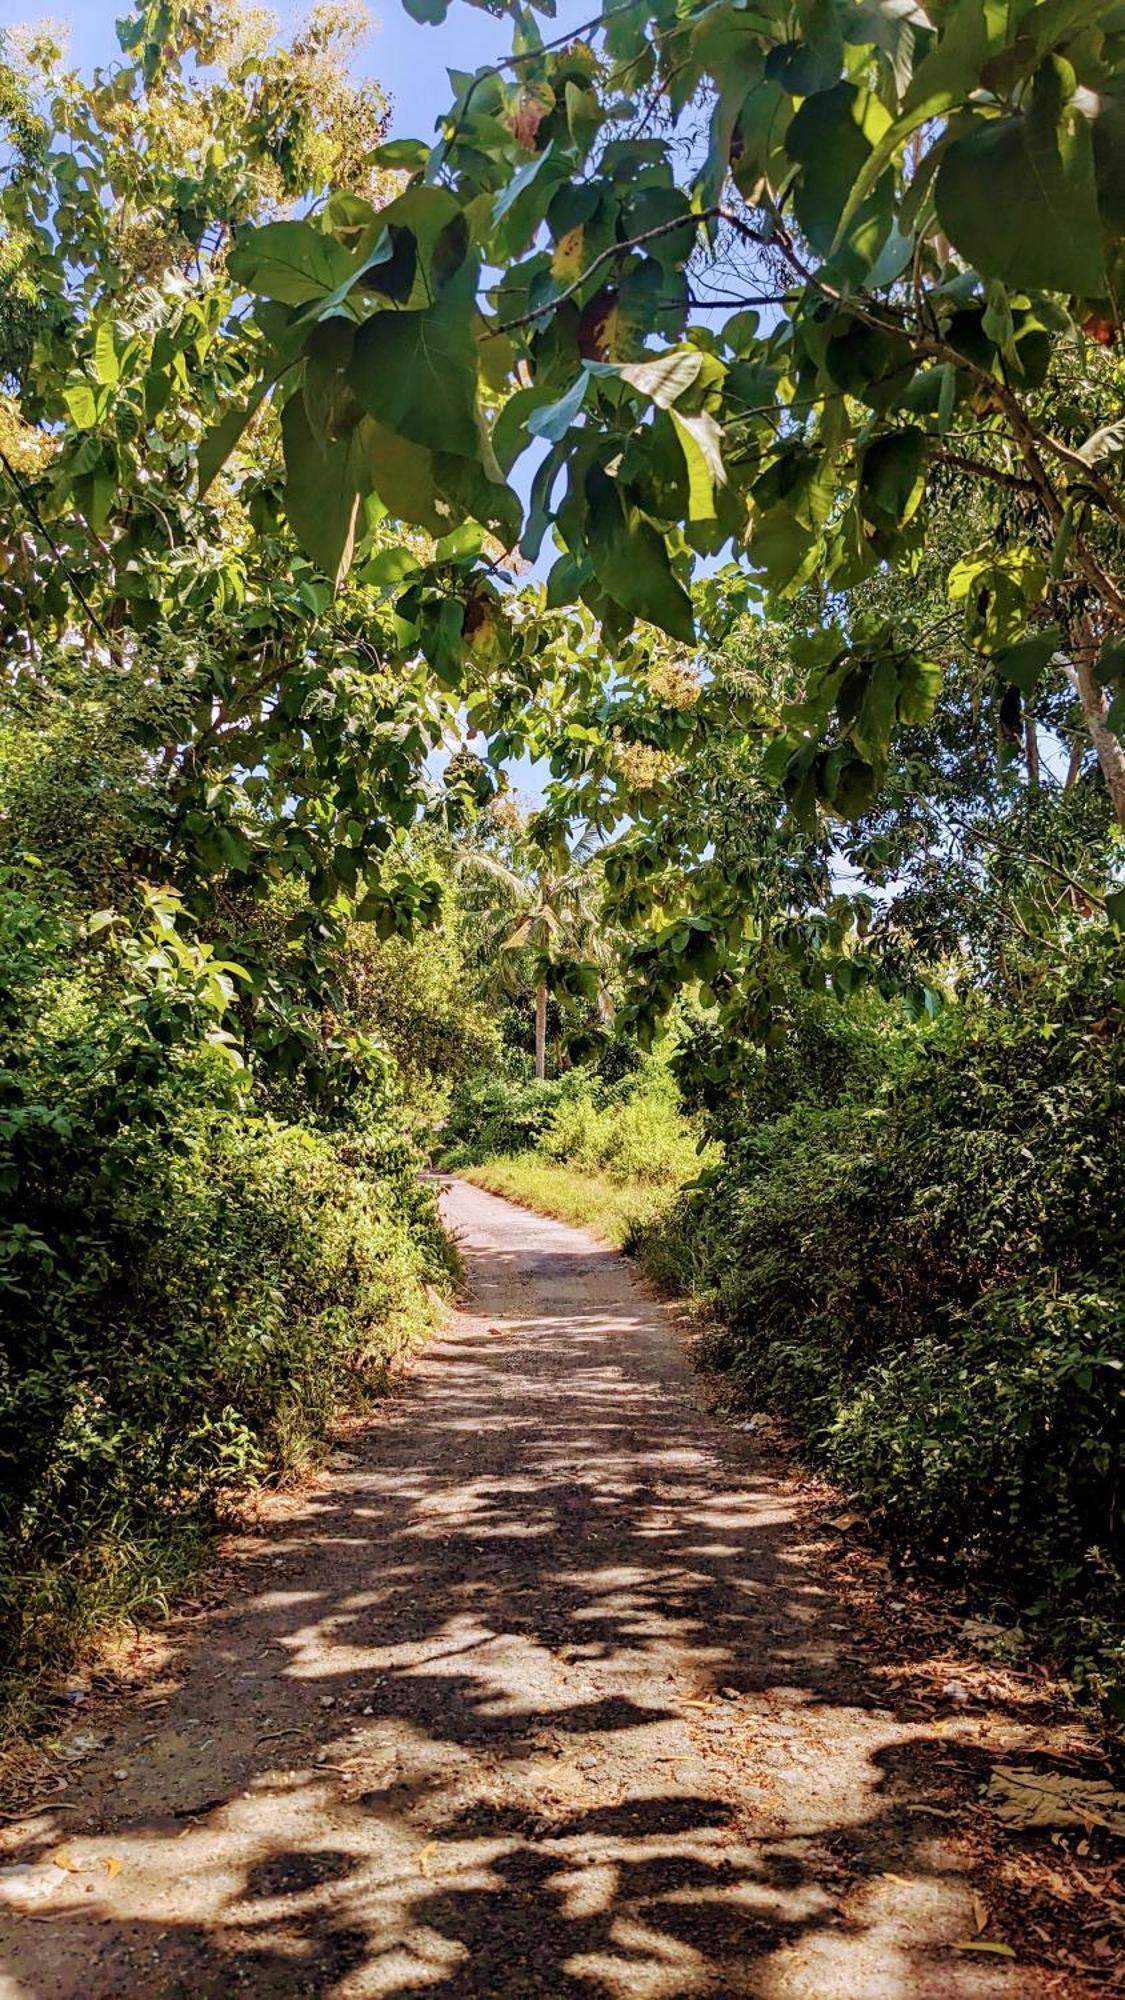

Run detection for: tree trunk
[[1073, 650, 1125, 830], [1064, 734, 1085, 792], [534, 981, 547, 1081], [1025, 716, 1040, 788]]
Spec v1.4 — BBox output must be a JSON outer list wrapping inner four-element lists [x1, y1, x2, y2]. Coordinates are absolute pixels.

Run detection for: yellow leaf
[[953, 1941, 1016, 1957], [416, 1840, 438, 1875], [551, 226, 585, 281], [48, 1848, 82, 1873], [828, 1511, 864, 1531], [880, 1871, 914, 1887], [102, 1856, 123, 1880]]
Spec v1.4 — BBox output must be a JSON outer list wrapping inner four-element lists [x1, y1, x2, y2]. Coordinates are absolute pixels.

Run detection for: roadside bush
[[540, 1062, 712, 1185], [443, 1051, 713, 1186], [0, 873, 450, 1706], [438, 1067, 589, 1163], [631, 946, 1125, 1706]]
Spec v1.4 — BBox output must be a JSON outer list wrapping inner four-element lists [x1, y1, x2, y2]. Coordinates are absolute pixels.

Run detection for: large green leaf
[[433, 451, 522, 548], [852, 655, 900, 760], [585, 467, 694, 642], [348, 294, 480, 458], [859, 428, 927, 528], [363, 184, 469, 307], [366, 423, 450, 535], [228, 221, 357, 306], [786, 83, 893, 273], [765, 0, 844, 96], [832, 0, 1014, 248], [934, 59, 1105, 293], [197, 386, 269, 497], [280, 396, 372, 588], [897, 651, 942, 724], [993, 624, 1064, 694], [493, 144, 555, 227], [670, 408, 725, 521]]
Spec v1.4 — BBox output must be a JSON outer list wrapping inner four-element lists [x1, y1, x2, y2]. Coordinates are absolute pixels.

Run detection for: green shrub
[[540, 1066, 712, 1185], [438, 1068, 589, 1164], [632, 946, 1125, 1707], [0, 874, 450, 1707], [443, 1052, 713, 1185]]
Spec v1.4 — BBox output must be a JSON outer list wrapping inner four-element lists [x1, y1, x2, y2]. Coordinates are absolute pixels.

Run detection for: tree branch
[[488, 205, 759, 336], [0, 447, 121, 659]]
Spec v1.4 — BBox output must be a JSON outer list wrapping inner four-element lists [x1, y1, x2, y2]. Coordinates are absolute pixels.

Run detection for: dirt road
[[0, 1180, 1082, 1995]]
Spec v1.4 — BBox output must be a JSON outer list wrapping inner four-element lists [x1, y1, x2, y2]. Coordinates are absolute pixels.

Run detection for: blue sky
[[0, 0, 592, 144]]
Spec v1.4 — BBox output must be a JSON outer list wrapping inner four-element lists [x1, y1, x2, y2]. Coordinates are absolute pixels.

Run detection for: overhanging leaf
[[367, 423, 451, 535], [586, 466, 694, 642], [528, 371, 589, 443], [197, 385, 270, 498], [859, 428, 927, 528], [934, 58, 1105, 293], [787, 82, 893, 272], [280, 395, 372, 588], [670, 408, 726, 521], [348, 292, 480, 458], [614, 348, 703, 409], [992, 624, 1063, 694], [228, 221, 358, 306], [492, 142, 555, 227]]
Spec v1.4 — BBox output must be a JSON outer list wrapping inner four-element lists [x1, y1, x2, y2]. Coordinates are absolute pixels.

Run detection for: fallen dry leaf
[[953, 1940, 1016, 1957], [102, 1856, 123, 1880], [48, 1848, 82, 1874], [987, 1767, 1125, 1838], [827, 1512, 865, 1531], [416, 1840, 438, 1875], [972, 1892, 989, 1934]]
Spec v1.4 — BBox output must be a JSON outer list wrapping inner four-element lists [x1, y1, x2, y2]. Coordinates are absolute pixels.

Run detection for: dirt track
[[0, 1179, 1086, 1995]]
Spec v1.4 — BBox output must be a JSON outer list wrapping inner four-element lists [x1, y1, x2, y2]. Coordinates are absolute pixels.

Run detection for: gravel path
[[0, 1179, 1060, 1996]]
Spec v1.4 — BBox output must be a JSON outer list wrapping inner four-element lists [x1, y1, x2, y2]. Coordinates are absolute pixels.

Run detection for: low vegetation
[[447, 1056, 711, 1242], [0, 863, 453, 1724]]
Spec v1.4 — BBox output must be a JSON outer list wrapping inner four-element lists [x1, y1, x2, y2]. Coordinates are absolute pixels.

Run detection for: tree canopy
[[1, 0, 1123, 1076]]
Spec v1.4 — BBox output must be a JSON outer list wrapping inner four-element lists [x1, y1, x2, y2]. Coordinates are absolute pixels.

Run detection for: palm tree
[[455, 821, 610, 1079]]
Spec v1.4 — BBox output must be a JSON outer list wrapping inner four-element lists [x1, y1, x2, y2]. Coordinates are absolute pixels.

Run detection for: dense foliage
[[1, 0, 1123, 1726], [633, 945, 1125, 1706], [0, 784, 453, 1716]]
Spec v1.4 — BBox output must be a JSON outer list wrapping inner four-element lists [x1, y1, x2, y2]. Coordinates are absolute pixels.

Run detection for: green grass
[[459, 1157, 678, 1248]]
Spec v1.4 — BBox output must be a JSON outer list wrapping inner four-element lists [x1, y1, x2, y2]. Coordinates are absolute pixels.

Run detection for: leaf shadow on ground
[[0, 1193, 1076, 1996]]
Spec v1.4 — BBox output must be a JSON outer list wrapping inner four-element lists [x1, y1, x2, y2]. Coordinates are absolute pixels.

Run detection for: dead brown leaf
[[988, 1767, 1125, 1838]]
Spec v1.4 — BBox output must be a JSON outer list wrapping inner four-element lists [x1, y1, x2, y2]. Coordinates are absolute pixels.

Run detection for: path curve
[[0, 1180, 1058, 1996]]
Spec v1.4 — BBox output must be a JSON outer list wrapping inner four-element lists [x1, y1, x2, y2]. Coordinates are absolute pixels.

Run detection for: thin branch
[[0, 447, 120, 658], [488, 205, 766, 336], [947, 811, 1106, 912], [933, 449, 1040, 496]]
